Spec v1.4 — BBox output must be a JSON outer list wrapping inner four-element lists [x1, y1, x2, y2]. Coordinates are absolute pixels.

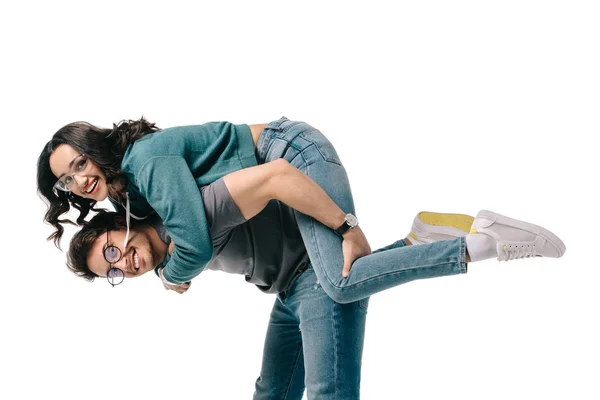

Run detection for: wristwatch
[[335, 213, 359, 236]]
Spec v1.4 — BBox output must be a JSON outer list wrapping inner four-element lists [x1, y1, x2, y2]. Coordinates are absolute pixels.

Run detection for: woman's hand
[[341, 227, 371, 278], [158, 267, 191, 294]]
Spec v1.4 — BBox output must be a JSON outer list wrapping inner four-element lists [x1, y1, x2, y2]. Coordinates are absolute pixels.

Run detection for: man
[[68, 173, 478, 398], [68, 177, 363, 399], [66, 146, 567, 398]]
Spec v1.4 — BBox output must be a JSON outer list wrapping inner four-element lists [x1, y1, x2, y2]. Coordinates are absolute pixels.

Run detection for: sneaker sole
[[410, 212, 475, 241], [475, 210, 566, 257]]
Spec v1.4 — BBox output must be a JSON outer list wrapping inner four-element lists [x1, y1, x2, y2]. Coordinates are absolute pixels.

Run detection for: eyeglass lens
[[107, 268, 125, 287], [56, 155, 89, 191], [105, 231, 124, 287]]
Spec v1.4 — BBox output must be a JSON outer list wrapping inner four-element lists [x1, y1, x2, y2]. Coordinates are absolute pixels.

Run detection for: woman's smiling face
[[49, 144, 110, 201]]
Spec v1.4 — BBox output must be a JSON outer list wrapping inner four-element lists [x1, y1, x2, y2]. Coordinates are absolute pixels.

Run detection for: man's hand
[[341, 227, 371, 278], [158, 267, 191, 294]]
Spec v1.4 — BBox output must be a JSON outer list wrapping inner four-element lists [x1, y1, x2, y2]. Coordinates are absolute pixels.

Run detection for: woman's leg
[[256, 119, 466, 304], [294, 156, 467, 304], [253, 296, 305, 400]]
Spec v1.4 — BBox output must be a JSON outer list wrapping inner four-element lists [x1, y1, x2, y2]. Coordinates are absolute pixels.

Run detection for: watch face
[[345, 213, 358, 227]]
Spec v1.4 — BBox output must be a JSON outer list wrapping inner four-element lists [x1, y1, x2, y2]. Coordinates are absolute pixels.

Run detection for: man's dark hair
[[67, 212, 138, 281]]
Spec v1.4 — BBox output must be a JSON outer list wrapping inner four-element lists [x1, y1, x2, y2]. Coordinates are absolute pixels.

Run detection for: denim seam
[[256, 132, 273, 163], [261, 137, 301, 166], [272, 121, 303, 139], [291, 140, 342, 167], [283, 344, 304, 400], [298, 131, 342, 165], [278, 120, 303, 132], [301, 153, 340, 293], [286, 139, 311, 158], [332, 300, 339, 400], [459, 236, 468, 274]]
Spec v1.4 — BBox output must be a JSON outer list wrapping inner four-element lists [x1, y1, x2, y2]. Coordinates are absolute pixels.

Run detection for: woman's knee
[[320, 280, 356, 304]]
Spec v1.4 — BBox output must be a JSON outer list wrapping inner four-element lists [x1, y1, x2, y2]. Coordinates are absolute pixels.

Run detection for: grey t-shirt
[[157, 178, 310, 294]]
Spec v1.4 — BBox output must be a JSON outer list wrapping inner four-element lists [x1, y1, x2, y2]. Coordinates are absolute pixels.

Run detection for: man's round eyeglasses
[[104, 231, 125, 287]]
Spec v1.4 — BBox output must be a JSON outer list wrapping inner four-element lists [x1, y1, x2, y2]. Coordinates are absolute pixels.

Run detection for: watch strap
[[335, 220, 352, 236]]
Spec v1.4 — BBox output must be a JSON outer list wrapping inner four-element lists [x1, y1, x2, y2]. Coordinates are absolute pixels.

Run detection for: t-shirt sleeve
[[201, 178, 248, 247]]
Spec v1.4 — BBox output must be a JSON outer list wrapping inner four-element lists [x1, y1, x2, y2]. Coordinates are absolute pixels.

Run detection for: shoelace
[[499, 243, 537, 261]]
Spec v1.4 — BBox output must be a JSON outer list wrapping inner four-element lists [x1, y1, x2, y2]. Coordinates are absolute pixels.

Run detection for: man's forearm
[[269, 160, 347, 230], [223, 159, 347, 231], [224, 159, 370, 279]]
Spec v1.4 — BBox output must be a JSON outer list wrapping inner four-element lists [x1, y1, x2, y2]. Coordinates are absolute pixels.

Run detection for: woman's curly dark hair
[[37, 117, 159, 248]]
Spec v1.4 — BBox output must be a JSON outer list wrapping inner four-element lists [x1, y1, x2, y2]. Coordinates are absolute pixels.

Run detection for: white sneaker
[[470, 210, 566, 261], [408, 212, 474, 245]]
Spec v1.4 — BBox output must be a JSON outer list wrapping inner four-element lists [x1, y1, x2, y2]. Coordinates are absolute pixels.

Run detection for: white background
[[1, 1, 599, 399]]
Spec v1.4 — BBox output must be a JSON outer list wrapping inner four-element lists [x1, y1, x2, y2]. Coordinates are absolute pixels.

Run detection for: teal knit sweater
[[118, 122, 258, 284]]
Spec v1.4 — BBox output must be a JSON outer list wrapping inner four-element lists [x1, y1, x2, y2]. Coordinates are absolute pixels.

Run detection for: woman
[[38, 116, 566, 300], [38, 117, 373, 288]]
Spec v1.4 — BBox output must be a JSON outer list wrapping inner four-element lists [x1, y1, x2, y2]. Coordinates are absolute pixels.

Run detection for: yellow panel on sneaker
[[409, 212, 475, 245], [418, 212, 474, 232]]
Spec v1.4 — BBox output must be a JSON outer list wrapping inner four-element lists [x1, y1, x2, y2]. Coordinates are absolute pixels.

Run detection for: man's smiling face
[[86, 228, 161, 279]]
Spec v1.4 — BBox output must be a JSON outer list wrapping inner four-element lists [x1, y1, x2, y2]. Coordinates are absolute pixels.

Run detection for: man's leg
[[254, 296, 305, 400], [289, 266, 368, 400]]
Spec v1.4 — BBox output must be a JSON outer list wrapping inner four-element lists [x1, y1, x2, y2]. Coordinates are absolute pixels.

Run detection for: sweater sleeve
[[136, 156, 213, 284]]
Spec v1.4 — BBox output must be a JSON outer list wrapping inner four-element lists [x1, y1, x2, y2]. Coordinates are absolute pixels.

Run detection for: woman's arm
[[136, 156, 214, 285], [223, 159, 371, 277]]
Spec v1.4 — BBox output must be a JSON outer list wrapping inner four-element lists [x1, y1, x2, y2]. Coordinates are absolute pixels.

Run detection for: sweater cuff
[[161, 266, 184, 285], [235, 124, 259, 169], [160, 268, 181, 286]]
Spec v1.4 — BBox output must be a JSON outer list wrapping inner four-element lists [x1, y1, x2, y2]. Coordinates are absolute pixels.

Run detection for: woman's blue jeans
[[253, 117, 467, 399]]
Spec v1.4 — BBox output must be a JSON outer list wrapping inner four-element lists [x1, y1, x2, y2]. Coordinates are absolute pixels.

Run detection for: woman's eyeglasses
[[53, 154, 91, 192]]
